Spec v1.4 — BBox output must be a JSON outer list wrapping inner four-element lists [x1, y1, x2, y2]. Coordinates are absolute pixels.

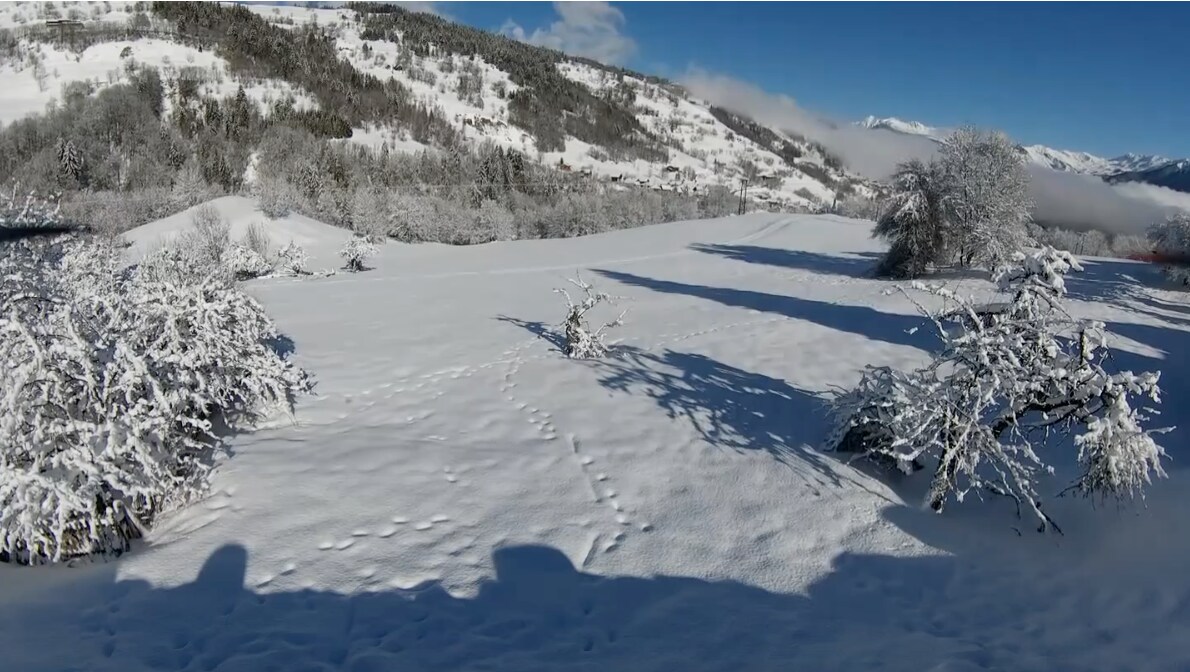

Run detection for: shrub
[[242, 221, 272, 259], [181, 204, 231, 267], [339, 236, 377, 272], [829, 247, 1167, 531], [1147, 212, 1190, 286], [276, 240, 309, 275], [0, 233, 307, 564], [222, 244, 273, 280], [555, 274, 626, 359]]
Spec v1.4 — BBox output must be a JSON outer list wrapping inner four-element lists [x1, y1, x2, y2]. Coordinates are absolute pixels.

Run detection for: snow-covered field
[[2, 208, 1189, 670]]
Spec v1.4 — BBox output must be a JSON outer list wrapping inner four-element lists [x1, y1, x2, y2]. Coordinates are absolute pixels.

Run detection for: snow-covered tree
[[873, 159, 947, 279], [171, 160, 214, 210], [555, 274, 626, 359], [0, 234, 308, 564], [471, 199, 516, 243], [874, 127, 1033, 277], [55, 137, 84, 184], [937, 126, 1033, 268], [339, 236, 377, 272], [829, 247, 1167, 531], [276, 241, 309, 275], [1147, 212, 1190, 286], [257, 174, 299, 219], [349, 186, 390, 241]]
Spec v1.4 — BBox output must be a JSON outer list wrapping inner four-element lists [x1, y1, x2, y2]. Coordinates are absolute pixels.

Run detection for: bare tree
[[555, 274, 626, 359]]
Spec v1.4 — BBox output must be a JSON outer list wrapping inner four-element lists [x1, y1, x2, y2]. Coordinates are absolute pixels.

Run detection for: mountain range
[[859, 116, 1187, 193]]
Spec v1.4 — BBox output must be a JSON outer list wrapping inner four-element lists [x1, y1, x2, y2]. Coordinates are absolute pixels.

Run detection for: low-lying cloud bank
[[683, 69, 938, 179], [682, 69, 1181, 235]]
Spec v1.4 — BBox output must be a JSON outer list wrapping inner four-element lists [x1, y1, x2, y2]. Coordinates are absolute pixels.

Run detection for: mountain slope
[[1106, 159, 1190, 194], [0, 1, 864, 212]]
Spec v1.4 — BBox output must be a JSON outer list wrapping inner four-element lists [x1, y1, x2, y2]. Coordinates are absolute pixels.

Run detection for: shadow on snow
[[593, 269, 929, 351], [690, 244, 882, 279], [6, 535, 1187, 671], [590, 346, 847, 488]]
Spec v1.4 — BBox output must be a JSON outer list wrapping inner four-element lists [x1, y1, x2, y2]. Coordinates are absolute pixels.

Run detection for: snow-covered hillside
[[0, 1, 860, 211], [0, 3, 318, 126], [3, 205, 1190, 670]]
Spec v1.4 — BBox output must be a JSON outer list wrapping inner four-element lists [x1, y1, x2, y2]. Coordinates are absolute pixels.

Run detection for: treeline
[[253, 127, 736, 244]]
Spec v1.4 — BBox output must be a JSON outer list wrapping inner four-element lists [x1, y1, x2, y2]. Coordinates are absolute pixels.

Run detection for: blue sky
[[443, 2, 1189, 159]]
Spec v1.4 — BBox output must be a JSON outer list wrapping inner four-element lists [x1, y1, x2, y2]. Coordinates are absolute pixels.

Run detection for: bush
[[181, 204, 231, 266], [1147, 212, 1190, 286], [242, 221, 272, 259], [0, 233, 307, 564], [555, 274, 626, 359], [829, 247, 1167, 531], [276, 241, 309, 275], [222, 244, 273, 280], [339, 236, 377, 272]]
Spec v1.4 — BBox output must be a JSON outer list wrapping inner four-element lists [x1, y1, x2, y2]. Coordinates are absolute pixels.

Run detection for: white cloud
[[681, 68, 1179, 235], [501, 2, 637, 65], [681, 68, 938, 179], [1112, 181, 1190, 214]]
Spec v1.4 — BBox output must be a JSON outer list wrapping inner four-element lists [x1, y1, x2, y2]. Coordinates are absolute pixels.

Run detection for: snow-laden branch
[[829, 247, 1168, 532]]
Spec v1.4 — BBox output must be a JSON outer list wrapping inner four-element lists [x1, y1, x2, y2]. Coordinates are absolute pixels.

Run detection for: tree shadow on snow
[[495, 315, 567, 352], [690, 244, 882, 279], [590, 346, 871, 493], [594, 269, 930, 351], [1063, 257, 1166, 306], [7, 538, 1186, 671]]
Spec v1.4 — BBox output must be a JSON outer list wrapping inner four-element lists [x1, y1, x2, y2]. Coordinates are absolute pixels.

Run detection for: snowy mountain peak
[[861, 114, 1179, 183], [858, 115, 941, 139], [1110, 152, 1171, 173]]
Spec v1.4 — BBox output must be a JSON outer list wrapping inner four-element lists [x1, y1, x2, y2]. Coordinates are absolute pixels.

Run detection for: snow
[[121, 196, 354, 269], [3, 208, 1190, 669], [0, 37, 317, 126], [860, 115, 945, 139]]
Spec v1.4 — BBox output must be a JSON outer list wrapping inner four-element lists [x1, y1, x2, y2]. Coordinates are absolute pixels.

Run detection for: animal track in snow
[[568, 434, 640, 549]]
